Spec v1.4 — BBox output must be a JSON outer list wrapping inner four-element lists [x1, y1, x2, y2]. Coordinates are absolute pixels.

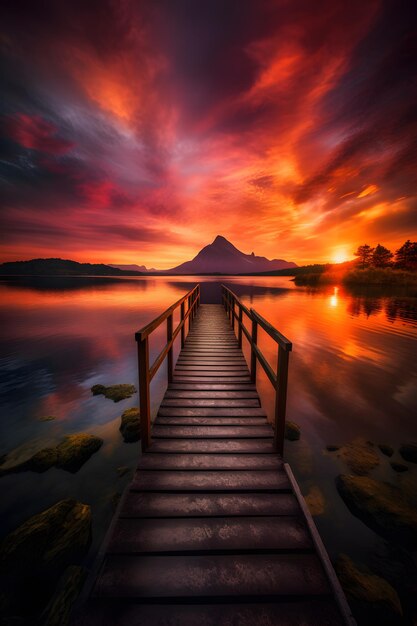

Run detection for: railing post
[[188, 296, 191, 331], [238, 306, 243, 348], [167, 314, 173, 383], [250, 317, 258, 383], [274, 346, 290, 455], [137, 336, 151, 452], [180, 302, 185, 348], [232, 300, 235, 331]]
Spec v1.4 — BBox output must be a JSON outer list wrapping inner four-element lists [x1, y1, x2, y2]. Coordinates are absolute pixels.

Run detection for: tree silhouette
[[372, 244, 393, 268], [354, 244, 374, 269], [395, 240, 417, 269]]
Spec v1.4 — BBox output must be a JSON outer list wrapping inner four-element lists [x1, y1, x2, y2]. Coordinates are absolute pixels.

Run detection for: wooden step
[[155, 417, 268, 425], [158, 408, 266, 417], [148, 439, 276, 453], [93, 553, 330, 599], [108, 516, 312, 554], [152, 425, 273, 438], [120, 491, 299, 518], [137, 453, 282, 470], [79, 599, 345, 626], [160, 399, 259, 407], [164, 390, 258, 399], [131, 469, 289, 492]]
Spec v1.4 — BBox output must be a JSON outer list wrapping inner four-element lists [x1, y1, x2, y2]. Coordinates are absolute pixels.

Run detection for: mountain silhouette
[[167, 235, 297, 274]]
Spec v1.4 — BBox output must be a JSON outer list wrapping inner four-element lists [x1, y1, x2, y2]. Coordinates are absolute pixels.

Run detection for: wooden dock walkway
[[79, 288, 355, 625]]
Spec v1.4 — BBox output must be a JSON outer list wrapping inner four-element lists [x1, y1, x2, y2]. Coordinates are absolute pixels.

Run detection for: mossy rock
[[328, 437, 379, 475], [378, 444, 394, 457], [91, 384, 136, 402], [120, 408, 140, 443], [390, 462, 408, 473], [55, 434, 103, 472], [399, 442, 417, 464], [336, 554, 402, 624], [336, 474, 417, 547], [0, 499, 91, 621], [284, 421, 300, 441], [39, 415, 57, 422], [0, 434, 103, 476], [40, 565, 86, 626]]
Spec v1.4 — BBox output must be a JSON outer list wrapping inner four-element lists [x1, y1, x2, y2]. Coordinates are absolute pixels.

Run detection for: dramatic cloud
[[1, 0, 416, 267]]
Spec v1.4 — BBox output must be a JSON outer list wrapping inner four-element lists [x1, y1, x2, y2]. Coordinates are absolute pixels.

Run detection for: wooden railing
[[221, 284, 292, 455], [135, 284, 200, 451]]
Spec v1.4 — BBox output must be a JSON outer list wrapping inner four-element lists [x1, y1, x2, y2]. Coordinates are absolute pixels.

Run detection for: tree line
[[354, 240, 417, 270]]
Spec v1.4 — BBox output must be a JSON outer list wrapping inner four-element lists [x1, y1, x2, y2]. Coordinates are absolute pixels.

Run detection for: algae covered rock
[[336, 554, 402, 624], [39, 415, 57, 422], [284, 421, 300, 441], [120, 407, 141, 443], [0, 433, 103, 476], [91, 383, 136, 402], [40, 565, 86, 626], [378, 444, 394, 457], [327, 437, 379, 475], [0, 499, 91, 621], [399, 442, 417, 464], [55, 434, 103, 472], [336, 474, 417, 547]]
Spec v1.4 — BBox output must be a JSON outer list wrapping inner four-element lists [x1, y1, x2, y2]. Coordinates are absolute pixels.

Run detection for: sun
[[332, 248, 350, 264]]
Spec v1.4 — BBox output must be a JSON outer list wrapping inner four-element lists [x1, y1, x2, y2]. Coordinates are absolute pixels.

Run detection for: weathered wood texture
[[78, 305, 355, 626]]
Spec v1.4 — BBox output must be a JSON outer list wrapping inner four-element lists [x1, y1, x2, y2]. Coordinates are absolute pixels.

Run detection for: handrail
[[221, 284, 292, 455], [135, 284, 200, 451]]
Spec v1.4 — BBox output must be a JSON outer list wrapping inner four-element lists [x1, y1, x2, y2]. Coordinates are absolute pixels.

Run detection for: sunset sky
[[1, 0, 416, 268]]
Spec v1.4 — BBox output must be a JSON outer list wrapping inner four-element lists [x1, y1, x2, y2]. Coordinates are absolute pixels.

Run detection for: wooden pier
[[79, 285, 355, 625]]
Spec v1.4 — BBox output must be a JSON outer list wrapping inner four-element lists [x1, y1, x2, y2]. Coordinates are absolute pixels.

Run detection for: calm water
[[1, 275, 417, 617]]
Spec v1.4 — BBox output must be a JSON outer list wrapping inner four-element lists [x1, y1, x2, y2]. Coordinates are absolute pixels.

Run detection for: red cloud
[[5, 114, 74, 154]]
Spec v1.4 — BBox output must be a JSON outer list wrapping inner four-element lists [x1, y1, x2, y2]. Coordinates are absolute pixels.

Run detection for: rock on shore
[[0, 433, 103, 476], [0, 499, 91, 622], [119, 407, 141, 442], [91, 384, 136, 402], [336, 474, 417, 547], [336, 554, 402, 624]]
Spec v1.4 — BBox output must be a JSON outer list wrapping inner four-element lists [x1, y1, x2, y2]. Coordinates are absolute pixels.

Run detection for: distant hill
[[0, 258, 143, 276], [166, 235, 297, 274], [109, 263, 154, 272]]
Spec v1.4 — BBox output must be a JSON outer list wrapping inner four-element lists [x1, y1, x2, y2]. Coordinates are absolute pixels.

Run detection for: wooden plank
[[164, 391, 259, 399], [131, 470, 289, 491], [152, 426, 273, 439], [93, 553, 330, 598], [155, 417, 267, 426], [158, 407, 266, 417], [147, 439, 276, 454], [78, 599, 345, 626], [160, 399, 260, 407], [108, 516, 313, 554], [120, 491, 299, 518], [137, 453, 281, 470], [168, 383, 257, 391], [173, 376, 252, 382]]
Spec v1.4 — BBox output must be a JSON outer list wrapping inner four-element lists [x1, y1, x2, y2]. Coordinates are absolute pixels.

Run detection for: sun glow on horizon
[[331, 248, 350, 264]]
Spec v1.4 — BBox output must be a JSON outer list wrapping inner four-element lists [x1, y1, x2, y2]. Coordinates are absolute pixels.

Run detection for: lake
[[1, 275, 416, 622]]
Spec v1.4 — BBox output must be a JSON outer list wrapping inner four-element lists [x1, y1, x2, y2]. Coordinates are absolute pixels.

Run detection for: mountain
[[166, 235, 297, 274], [0, 258, 143, 276], [109, 263, 150, 272]]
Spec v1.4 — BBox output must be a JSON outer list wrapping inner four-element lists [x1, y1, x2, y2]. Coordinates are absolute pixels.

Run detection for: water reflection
[[0, 275, 416, 621]]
